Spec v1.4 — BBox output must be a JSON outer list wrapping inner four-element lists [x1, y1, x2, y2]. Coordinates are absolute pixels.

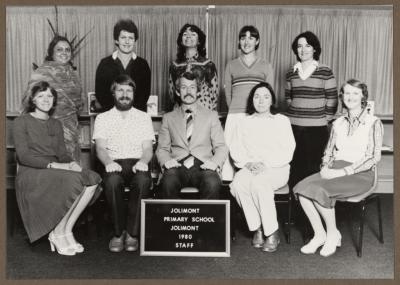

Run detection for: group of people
[[13, 18, 383, 258]]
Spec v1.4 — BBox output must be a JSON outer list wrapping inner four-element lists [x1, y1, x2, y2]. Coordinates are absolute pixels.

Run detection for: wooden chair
[[341, 166, 383, 257], [274, 184, 293, 244]]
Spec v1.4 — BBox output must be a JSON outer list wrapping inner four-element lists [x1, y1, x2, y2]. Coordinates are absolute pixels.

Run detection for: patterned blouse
[[168, 56, 219, 111], [321, 109, 383, 175]]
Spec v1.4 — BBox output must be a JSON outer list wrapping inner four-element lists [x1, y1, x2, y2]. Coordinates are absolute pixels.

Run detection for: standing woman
[[222, 25, 274, 181], [230, 82, 295, 252], [168, 23, 219, 111], [294, 79, 383, 257], [14, 81, 101, 255], [22, 35, 83, 162], [285, 31, 338, 188]]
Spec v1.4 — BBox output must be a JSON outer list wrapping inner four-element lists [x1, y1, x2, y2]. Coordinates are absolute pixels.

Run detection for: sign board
[[140, 199, 230, 257]]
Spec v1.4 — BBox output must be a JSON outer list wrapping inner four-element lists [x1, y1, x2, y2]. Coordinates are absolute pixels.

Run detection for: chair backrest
[[345, 166, 378, 203]]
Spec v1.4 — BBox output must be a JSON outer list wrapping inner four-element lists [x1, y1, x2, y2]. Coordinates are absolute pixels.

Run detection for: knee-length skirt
[[293, 160, 375, 208], [15, 166, 101, 242]]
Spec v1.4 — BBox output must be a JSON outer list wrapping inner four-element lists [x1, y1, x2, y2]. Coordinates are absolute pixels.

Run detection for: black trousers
[[102, 159, 151, 237], [160, 157, 221, 199], [289, 125, 329, 189]]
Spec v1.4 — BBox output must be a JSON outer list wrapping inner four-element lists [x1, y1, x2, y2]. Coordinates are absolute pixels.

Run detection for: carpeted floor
[[6, 194, 394, 279]]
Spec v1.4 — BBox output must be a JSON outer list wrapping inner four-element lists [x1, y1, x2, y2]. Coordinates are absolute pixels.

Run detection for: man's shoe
[[109, 232, 125, 253], [262, 230, 280, 252], [252, 228, 264, 248], [125, 233, 139, 252]]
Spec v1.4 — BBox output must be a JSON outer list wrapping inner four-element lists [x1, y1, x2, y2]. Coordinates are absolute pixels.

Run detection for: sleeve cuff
[[344, 166, 354, 175]]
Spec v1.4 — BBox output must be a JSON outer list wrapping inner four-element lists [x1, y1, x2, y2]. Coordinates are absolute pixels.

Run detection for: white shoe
[[48, 231, 76, 256], [65, 232, 84, 253], [300, 235, 326, 255], [320, 231, 342, 257]]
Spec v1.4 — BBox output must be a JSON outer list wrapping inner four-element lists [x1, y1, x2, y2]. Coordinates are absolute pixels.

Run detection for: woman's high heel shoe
[[320, 231, 342, 257], [300, 235, 326, 255], [65, 232, 84, 253], [48, 231, 76, 256]]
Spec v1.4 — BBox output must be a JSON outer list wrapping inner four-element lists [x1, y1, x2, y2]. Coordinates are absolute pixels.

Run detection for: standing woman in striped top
[[222, 25, 274, 181], [285, 31, 338, 189]]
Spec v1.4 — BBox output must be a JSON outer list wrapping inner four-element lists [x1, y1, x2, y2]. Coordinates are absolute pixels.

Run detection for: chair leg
[[357, 201, 367, 257], [230, 195, 237, 241], [376, 195, 384, 243], [286, 194, 292, 244]]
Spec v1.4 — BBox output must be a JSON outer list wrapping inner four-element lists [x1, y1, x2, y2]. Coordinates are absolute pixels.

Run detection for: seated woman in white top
[[293, 79, 383, 257], [229, 82, 296, 252]]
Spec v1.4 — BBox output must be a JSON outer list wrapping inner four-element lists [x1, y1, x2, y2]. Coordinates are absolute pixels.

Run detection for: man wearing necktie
[[157, 72, 228, 199]]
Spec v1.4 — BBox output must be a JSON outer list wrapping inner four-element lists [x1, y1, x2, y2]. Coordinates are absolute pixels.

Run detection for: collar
[[180, 103, 198, 117], [344, 107, 367, 124], [293, 60, 319, 72], [250, 112, 275, 119], [109, 106, 136, 117], [112, 50, 137, 61]]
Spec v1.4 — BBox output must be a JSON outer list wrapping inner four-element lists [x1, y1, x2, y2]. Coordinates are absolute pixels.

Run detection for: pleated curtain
[[6, 5, 392, 116]]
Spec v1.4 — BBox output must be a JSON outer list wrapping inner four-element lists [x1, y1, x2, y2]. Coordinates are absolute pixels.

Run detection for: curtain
[[6, 5, 206, 113], [6, 5, 392, 116], [209, 6, 392, 115]]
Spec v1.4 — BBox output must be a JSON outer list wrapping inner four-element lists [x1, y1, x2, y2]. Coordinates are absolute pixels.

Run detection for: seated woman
[[294, 79, 383, 257], [13, 81, 101, 256], [229, 82, 296, 252]]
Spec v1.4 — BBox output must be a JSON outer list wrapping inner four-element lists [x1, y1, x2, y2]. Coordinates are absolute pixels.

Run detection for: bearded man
[[93, 74, 155, 252]]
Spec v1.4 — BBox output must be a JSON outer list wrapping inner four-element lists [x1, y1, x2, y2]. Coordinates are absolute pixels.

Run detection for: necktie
[[184, 109, 194, 169], [185, 109, 193, 142]]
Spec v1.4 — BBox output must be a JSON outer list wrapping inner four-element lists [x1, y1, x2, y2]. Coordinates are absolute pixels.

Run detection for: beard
[[114, 96, 133, 111]]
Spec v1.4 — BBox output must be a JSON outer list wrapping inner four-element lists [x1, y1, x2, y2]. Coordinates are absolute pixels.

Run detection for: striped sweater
[[285, 64, 338, 126], [224, 57, 274, 113]]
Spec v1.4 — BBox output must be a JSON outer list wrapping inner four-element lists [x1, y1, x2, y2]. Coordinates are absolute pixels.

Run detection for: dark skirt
[[293, 160, 374, 208], [15, 166, 102, 242]]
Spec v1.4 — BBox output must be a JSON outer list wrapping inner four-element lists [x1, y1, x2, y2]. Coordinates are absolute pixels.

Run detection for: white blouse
[[230, 113, 296, 169]]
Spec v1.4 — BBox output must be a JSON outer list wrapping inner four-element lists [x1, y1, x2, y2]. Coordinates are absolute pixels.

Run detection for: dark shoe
[[252, 228, 264, 248], [262, 230, 280, 252], [109, 232, 125, 253], [125, 233, 139, 252]]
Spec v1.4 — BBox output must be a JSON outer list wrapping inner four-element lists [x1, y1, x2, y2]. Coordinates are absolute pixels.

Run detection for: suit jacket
[[156, 104, 228, 168]]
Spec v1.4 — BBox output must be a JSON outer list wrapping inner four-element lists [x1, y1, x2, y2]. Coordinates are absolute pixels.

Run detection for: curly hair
[[339, 78, 369, 109], [176, 23, 206, 61], [25, 81, 58, 115], [113, 19, 139, 42], [291, 31, 321, 62], [246, 82, 277, 115]]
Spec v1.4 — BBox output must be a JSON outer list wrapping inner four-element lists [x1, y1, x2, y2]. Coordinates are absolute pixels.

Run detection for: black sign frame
[[140, 199, 230, 257]]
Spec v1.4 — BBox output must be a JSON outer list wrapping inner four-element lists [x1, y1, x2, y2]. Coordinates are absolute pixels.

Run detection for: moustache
[[118, 96, 132, 102]]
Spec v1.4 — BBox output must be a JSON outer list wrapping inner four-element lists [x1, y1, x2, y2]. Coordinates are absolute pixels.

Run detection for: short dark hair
[[340, 78, 369, 109], [176, 23, 206, 61], [238, 25, 260, 50], [291, 31, 321, 62], [246, 82, 277, 115], [113, 19, 139, 42], [110, 74, 136, 95], [26, 81, 58, 115], [176, 71, 199, 91], [45, 35, 74, 64]]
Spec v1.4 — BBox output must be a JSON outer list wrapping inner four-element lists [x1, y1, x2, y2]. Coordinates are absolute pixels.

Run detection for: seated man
[[156, 71, 228, 199], [93, 74, 155, 252]]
